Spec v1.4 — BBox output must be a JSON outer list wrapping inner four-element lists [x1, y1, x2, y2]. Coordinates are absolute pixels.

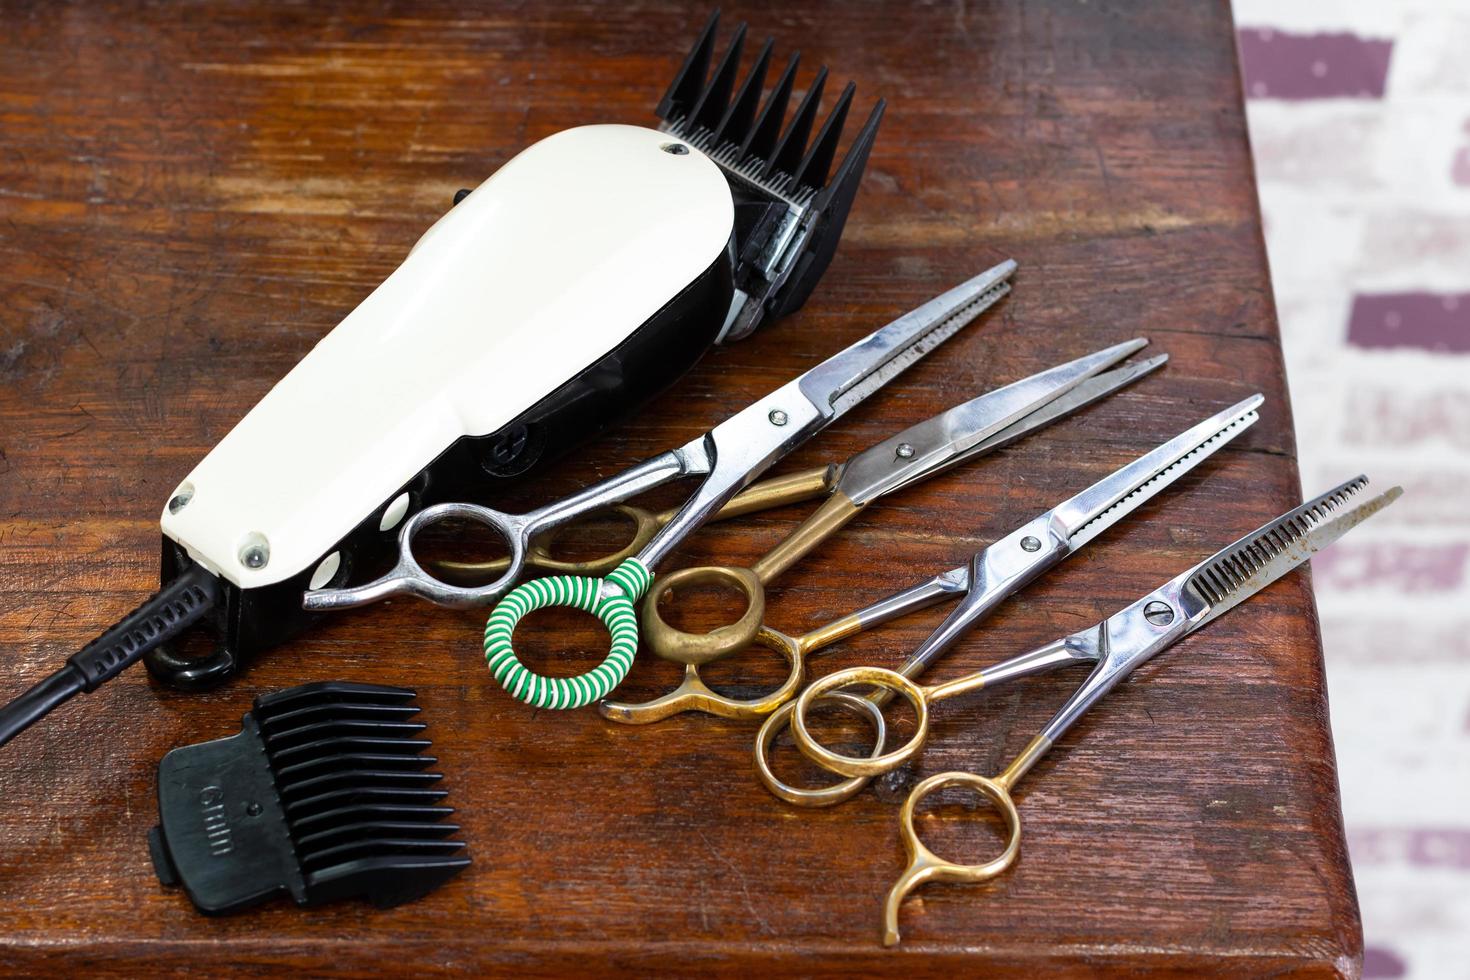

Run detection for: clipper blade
[[657, 10, 885, 341], [149, 681, 468, 915]]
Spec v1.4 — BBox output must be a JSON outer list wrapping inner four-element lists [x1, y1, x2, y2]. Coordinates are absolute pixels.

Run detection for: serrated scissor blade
[[835, 339, 1150, 505], [1183, 476, 1402, 629], [1056, 394, 1264, 548], [796, 261, 1016, 423]]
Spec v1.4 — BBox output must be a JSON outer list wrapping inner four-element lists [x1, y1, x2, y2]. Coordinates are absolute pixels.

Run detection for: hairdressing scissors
[[309, 261, 1016, 708], [636, 340, 1158, 667], [749, 393, 1265, 802], [785, 476, 1400, 945], [303, 261, 1011, 612], [425, 339, 1148, 588], [599, 350, 1209, 724]]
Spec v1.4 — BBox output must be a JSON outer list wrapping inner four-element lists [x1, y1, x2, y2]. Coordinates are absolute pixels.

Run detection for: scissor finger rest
[[641, 565, 767, 666], [753, 695, 890, 806], [755, 698, 888, 807], [599, 626, 806, 724], [883, 771, 1022, 947], [793, 666, 934, 778], [482, 559, 652, 709]]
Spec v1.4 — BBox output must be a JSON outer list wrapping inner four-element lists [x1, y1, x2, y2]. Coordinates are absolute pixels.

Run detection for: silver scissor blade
[[835, 339, 1150, 505], [796, 260, 1017, 423], [964, 353, 1168, 459], [1184, 476, 1402, 629], [1057, 394, 1265, 548]]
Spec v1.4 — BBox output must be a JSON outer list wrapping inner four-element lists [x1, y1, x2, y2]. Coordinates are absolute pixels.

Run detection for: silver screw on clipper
[[238, 533, 271, 570]]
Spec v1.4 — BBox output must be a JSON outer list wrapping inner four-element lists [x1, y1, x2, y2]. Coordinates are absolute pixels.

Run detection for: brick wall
[[1234, 2, 1470, 976]]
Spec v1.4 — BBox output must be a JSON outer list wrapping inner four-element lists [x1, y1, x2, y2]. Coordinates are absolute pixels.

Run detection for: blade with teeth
[[654, 11, 885, 342], [1056, 394, 1265, 548], [1183, 476, 1402, 629], [835, 339, 1151, 505], [657, 9, 721, 121], [740, 52, 799, 163], [796, 260, 1017, 423], [791, 80, 855, 191], [767, 66, 828, 180], [688, 20, 747, 132], [712, 37, 773, 147]]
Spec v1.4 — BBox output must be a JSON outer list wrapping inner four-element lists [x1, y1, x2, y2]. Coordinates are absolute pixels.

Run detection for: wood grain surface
[[0, 1, 1363, 975]]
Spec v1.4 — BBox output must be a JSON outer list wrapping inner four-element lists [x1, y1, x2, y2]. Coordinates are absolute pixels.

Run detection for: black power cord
[[0, 565, 220, 748]]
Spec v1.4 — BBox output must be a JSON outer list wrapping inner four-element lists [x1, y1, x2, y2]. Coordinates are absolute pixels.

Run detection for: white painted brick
[[1351, 209, 1470, 287], [1389, 11, 1470, 96], [1259, 185, 1366, 283], [1247, 102, 1385, 190], [1374, 104, 1470, 203], [1233, 0, 1402, 37]]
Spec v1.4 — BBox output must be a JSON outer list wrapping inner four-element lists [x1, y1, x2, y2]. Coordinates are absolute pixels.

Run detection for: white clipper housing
[[160, 125, 734, 591]]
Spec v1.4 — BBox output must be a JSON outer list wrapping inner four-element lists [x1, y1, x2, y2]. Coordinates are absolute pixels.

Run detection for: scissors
[[749, 393, 1265, 802], [304, 261, 1018, 707], [303, 261, 1011, 607], [598, 349, 1202, 724], [635, 340, 1158, 667], [783, 475, 1400, 946]]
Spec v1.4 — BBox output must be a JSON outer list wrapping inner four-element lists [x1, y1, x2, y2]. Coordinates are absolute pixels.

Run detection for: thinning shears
[[635, 340, 1161, 667], [748, 394, 1264, 802], [783, 476, 1400, 946], [304, 262, 1017, 708]]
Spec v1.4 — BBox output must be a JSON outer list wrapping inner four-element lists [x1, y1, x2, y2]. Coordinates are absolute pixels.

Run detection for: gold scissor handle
[[753, 698, 883, 807], [883, 771, 1022, 946], [598, 626, 806, 724], [643, 489, 864, 666], [791, 665, 937, 779], [640, 565, 767, 666]]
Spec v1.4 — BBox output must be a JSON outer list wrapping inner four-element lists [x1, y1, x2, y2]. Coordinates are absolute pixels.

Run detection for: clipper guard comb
[[149, 681, 468, 915], [658, 9, 885, 342]]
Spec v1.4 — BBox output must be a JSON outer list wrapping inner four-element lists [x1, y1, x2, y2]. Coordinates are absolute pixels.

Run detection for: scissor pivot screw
[[768, 409, 789, 426], [660, 142, 689, 155], [895, 443, 915, 459], [1020, 536, 1041, 552], [1143, 600, 1175, 626]]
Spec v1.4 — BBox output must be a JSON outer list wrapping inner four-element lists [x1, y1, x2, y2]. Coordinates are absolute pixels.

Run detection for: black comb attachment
[[657, 9, 885, 342], [149, 681, 468, 915]]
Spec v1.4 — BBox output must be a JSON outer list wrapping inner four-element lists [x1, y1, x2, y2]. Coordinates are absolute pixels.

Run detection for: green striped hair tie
[[483, 558, 651, 710]]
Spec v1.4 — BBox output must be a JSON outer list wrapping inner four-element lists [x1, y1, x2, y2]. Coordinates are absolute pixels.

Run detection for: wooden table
[[0, 1, 1363, 974]]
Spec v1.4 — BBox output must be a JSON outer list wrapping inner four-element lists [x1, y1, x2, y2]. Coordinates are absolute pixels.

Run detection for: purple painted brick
[[1351, 828, 1470, 870], [1237, 28, 1393, 100], [1348, 292, 1470, 353], [1363, 945, 1409, 979]]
